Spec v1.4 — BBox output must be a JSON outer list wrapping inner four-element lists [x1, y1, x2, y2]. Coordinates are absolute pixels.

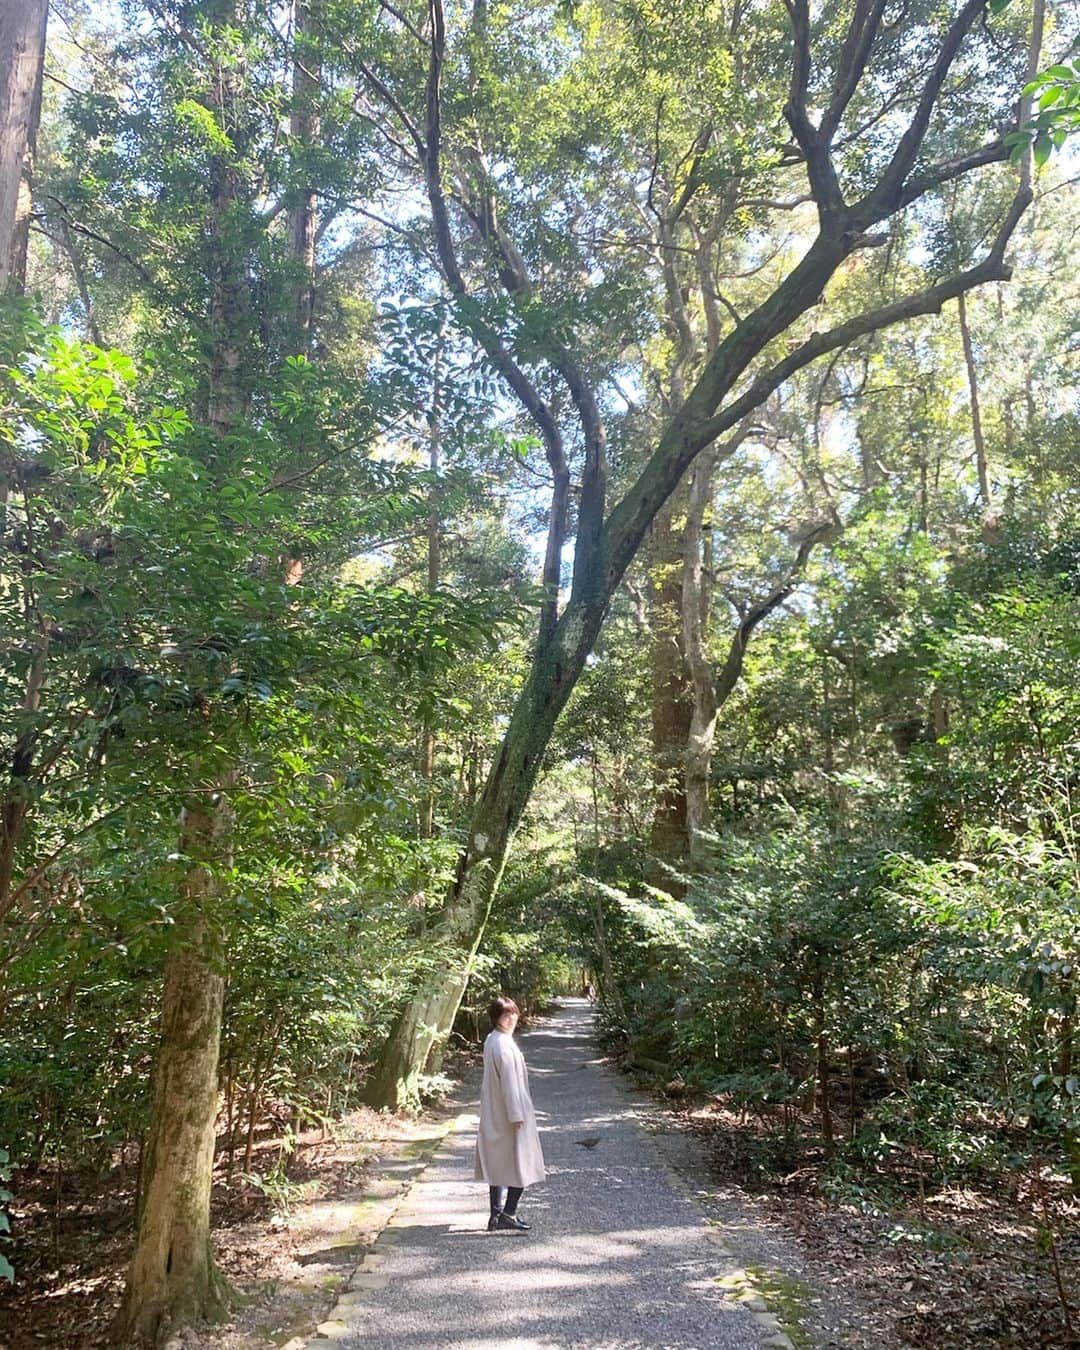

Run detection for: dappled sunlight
[[334, 1001, 763, 1348]]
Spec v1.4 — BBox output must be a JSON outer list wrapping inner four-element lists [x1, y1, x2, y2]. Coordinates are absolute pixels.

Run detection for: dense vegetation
[[0, 0, 1077, 1342]]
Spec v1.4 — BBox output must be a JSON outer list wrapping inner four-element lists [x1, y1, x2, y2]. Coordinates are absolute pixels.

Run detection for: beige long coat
[[473, 1028, 546, 1188]]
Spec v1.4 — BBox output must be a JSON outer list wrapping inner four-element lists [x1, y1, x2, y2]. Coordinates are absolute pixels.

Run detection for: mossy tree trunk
[[366, 602, 604, 1109], [115, 801, 231, 1344], [118, 0, 252, 1335]]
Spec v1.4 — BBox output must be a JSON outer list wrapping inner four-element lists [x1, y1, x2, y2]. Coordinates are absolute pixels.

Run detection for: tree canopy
[[0, 0, 1078, 1341]]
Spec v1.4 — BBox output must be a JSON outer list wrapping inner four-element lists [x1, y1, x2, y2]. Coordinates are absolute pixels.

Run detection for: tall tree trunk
[[647, 495, 692, 878], [115, 798, 231, 1344], [957, 290, 990, 509], [288, 0, 319, 349], [683, 469, 833, 859], [119, 0, 250, 1334], [0, 0, 47, 292], [682, 450, 717, 861], [420, 340, 441, 844], [0, 0, 48, 922]]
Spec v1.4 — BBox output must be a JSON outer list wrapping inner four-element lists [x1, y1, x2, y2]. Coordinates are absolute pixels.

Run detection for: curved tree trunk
[[365, 0, 1033, 1112]]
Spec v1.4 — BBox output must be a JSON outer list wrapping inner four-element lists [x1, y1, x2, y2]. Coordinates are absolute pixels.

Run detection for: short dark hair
[[489, 995, 520, 1027]]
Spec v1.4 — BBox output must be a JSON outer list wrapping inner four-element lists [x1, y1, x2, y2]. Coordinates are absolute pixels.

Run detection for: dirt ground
[[2, 1044, 1076, 1348], [647, 1090, 1080, 1349], [0, 1103, 460, 1350]]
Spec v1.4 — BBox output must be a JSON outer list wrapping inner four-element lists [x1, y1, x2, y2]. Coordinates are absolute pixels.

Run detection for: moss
[[398, 1135, 444, 1160], [715, 1265, 816, 1348]]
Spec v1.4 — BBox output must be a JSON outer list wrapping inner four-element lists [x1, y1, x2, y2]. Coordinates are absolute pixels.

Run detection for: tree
[[364, 0, 1044, 1107], [0, 0, 47, 291]]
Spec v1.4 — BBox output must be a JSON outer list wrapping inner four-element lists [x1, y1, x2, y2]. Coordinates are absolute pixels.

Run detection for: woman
[[474, 995, 545, 1231]]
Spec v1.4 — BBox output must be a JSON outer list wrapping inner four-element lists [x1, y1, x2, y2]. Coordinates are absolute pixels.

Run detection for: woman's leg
[[489, 1185, 505, 1217], [503, 1186, 524, 1216]]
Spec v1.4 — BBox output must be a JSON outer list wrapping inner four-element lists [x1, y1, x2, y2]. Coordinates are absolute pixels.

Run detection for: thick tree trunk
[[367, 0, 1033, 1110], [0, 0, 47, 292], [0, 0, 48, 922], [115, 802, 230, 1344]]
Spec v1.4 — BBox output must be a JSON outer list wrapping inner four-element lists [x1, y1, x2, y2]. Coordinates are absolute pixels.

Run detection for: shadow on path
[[320, 999, 787, 1350]]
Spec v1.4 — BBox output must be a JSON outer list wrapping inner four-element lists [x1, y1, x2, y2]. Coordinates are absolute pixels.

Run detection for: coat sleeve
[[494, 1038, 529, 1123]]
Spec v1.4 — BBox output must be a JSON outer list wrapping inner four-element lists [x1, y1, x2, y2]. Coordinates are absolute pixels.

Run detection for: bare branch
[[377, 0, 427, 44], [860, 0, 987, 220], [355, 59, 426, 156], [820, 0, 890, 143], [782, 0, 846, 219]]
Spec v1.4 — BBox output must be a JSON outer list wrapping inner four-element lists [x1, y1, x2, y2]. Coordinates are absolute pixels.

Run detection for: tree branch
[[604, 182, 1030, 590], [782, 0, 846, 220], [820, 0, 890, 143], [424, 0, 568, 643], [859, 0, 988, 219]]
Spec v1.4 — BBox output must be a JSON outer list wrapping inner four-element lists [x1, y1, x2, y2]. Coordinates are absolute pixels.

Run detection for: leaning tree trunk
[[366, 600, 604, 1109], [366, 0, 1036, 1113], [115, 799, 231, 1344]]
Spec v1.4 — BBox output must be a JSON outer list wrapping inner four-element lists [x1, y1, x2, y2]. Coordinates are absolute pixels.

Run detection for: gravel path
[[318, 999, 791, 1349]]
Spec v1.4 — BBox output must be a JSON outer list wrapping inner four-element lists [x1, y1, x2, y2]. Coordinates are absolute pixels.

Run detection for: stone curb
[[301, 1109, 475, 1347]]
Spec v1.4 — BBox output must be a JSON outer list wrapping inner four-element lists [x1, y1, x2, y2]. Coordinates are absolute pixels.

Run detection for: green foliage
[[0, 292, 526, 1182], [1007, 38, 1080, 164]]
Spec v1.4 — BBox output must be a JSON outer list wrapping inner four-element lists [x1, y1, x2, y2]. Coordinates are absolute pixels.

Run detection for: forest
[[0, 0, 1078, 1343]]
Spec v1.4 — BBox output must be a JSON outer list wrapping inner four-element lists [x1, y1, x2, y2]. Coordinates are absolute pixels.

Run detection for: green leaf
[[1033, 131, 1053, 166]]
